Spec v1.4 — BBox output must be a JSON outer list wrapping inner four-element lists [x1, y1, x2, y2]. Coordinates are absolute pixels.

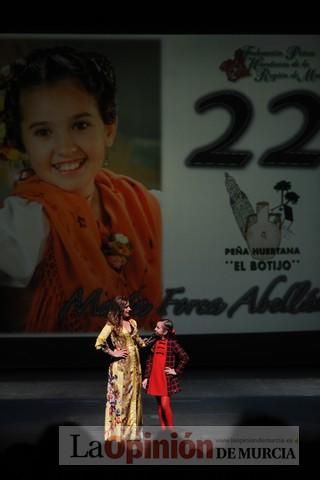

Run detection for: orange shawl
[[12, 169, 162, 332]]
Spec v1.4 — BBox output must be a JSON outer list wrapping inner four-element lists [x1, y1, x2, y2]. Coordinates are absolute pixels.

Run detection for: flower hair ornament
[[0, 60, 29, 186], [102, 233, 133, 272], [0, 58, 26, 87]]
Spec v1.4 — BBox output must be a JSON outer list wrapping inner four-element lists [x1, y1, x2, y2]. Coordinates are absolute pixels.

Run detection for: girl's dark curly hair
[[3, 46, 117, 151]]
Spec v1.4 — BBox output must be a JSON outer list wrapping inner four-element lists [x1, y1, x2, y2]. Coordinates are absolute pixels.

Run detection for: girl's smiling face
[[20, 79, 116, 197]]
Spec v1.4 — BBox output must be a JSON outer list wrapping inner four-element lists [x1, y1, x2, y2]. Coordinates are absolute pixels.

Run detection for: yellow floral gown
[[95, 319, 145, 441]]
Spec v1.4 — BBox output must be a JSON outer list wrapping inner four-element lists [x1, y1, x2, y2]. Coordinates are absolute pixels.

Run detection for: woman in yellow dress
[[95, 296, 146, 441]]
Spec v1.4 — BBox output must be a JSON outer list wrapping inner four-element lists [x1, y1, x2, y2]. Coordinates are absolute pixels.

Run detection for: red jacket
[[144, 338, 189, 395]]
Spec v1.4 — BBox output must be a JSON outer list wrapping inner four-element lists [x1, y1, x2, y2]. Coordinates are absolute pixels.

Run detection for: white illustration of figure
[[245, 202, 282, 259]]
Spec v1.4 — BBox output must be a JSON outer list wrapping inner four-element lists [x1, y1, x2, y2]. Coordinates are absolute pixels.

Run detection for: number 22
[[185, 90, 320, 168]]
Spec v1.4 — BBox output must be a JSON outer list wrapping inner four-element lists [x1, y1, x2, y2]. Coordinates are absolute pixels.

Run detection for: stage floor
[[1, 367, 320, 467]]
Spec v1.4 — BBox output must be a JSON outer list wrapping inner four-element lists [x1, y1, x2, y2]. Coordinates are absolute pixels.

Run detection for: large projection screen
[[0, 34, 319, 340]]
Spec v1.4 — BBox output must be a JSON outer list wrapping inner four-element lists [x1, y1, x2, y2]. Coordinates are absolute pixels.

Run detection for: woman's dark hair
[[106, 300, 122, 333], [3, 46, 117, 151], [114, 296, 130, 315]]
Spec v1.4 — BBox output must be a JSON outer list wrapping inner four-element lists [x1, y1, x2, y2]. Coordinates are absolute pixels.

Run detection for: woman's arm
[[130, 319, 147, 348], [143, 348, 154, 384], [0, 197, 49, 287], [95, 323, 113, 351], [95, 324, 128, 359]]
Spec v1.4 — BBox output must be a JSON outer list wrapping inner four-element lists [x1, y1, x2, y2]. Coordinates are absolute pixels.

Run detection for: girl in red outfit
[[142, 319, 189, 429]]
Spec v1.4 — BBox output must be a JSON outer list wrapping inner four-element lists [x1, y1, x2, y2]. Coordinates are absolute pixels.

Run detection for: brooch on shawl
[[102, 233, 133, 272]]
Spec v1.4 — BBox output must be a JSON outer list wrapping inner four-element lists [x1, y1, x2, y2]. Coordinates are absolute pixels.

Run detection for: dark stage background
[[1, 330, 320, 369]]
